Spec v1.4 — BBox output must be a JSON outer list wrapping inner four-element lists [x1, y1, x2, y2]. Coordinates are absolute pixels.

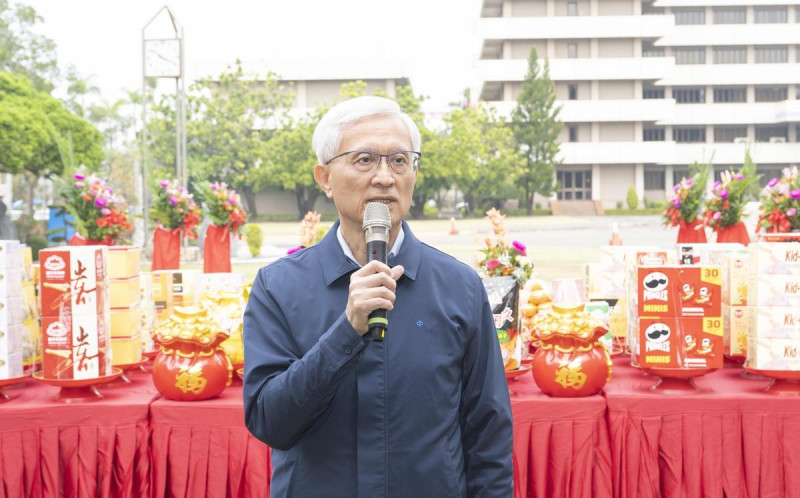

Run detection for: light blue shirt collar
[[337, 224, 404, 267]]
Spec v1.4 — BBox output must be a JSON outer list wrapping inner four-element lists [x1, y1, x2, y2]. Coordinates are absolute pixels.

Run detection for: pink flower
[[713, 211, 722, 220], [169, 196, 179, 205], [486, 259, 500, 271], [95, 198, 107, 208], [673, 199, 681, 208], [768, 177, 779, 188], [210, 183, 218, 191], [286, 246, 303, 255], [512, 240, 526, 256], [74, 181, 85, 188], [673, 184, 680, 192], [787, 208, 798, 217], [719, 189, 729, 199], [101, 208, 111, 216], [686, 178, 694, 186], [791, 189, 800, 199], [734, 173, 744, 180], [73, 173, 85, 180], [159, 180, 169, 188], [713, 181, 721, 189]]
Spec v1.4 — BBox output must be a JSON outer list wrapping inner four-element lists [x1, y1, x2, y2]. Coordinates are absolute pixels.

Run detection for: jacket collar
[[318, 219, 421, 286]]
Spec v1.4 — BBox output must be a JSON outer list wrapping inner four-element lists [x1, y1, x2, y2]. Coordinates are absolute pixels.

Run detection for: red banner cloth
[[204, 224, 232, 273], [677, 220, 707, 243], [605, 358, 800, 498], [150, 386, 271, 498], [510, 375, 612, 498], [152, 226, 181, 271], [716, 222, 751, 245], [0, 373, 157, 498]]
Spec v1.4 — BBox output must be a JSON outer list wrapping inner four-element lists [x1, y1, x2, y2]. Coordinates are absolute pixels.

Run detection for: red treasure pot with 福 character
[[152, 306, 232, 401], [531, 304, 612, 397]]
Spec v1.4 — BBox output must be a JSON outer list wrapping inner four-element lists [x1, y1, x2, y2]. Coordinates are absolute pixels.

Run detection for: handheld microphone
[[362, 202, 392, 342]]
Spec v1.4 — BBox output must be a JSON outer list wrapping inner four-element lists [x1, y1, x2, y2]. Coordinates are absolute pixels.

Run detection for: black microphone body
[[366, 238, 388, 341], [362, 202, 392, 342]]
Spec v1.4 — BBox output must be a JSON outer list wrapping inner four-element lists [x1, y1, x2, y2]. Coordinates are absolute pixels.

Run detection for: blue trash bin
[[47, 206, 75, 244]]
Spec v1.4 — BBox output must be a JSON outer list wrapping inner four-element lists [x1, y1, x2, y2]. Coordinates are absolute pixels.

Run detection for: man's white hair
[[312, 96, 422, 165]]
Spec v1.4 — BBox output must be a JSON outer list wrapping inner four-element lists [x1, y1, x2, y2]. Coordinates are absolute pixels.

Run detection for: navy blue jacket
[[243, 221, 513, 497]]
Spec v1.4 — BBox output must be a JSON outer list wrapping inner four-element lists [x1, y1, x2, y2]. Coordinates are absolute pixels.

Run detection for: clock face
[[144, 38, 181, 78]]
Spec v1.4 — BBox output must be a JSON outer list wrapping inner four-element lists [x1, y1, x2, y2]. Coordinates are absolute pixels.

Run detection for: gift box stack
[[622, 249, 670, 346], [0, 241, 24, 379], [20, 245, 41, 374], [199, 273, 246, 365], [630, 265, 723, 369], [746, 241, 800, 370], [108, 247, 142, 365], [40, 246, 112, 380], [150, 270, 199, 325], [139, 276, 155, 355]]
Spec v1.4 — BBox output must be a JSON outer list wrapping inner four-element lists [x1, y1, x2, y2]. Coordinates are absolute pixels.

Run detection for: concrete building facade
[[477, 0, 800, 209]]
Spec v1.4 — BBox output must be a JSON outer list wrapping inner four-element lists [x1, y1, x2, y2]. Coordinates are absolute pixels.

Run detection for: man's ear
[[313, 164, 333, 199]]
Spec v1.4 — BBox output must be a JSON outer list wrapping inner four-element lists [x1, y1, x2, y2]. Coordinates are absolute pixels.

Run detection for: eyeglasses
[[325, 150, 421, 175]]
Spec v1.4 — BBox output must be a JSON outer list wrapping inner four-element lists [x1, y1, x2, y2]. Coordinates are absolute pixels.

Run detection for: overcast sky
[[27, 0, 483, 112]]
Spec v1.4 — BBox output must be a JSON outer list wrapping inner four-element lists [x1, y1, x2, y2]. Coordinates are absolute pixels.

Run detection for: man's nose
[[372, 157, 395, 183]]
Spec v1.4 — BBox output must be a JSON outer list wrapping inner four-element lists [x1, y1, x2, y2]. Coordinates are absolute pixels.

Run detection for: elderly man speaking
[[243, 96, 513, 497]]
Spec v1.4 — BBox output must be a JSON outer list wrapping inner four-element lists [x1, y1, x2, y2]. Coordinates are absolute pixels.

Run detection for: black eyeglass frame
[[324, 149, 422, 174]]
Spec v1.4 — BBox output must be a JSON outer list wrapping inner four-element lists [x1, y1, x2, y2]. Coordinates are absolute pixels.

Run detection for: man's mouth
[[369, 199, 394, 205]]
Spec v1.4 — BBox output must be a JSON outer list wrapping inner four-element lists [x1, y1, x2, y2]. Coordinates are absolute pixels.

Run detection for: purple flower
[[169, 196, 179, 205], [713, 211, 722, 220], [791, 189, 800, 199], [734, 173, 744, 180], [673, 184, 680, 192], [787, 207, 798, 217], [719, 189, 729, 199], [673, 199, 681, 208], [159, 180, 169, 188], [512, 240, 527, 256], [713, 181, 721, 189], [210, 183, 218, 191], [73, 173, 85, 180], [768, 177, 779, 188], [686, 178, 694, 186], [101, 208, 111, 216], [74, 181, 85, 188], [107, 187, 113, 194], [95, 198, 107, 208], [287, 246, 303, 255]]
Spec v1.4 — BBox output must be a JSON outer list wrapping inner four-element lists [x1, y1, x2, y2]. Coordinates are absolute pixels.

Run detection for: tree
[[0, 72, 104, 213], [0, 1, 59, 92], [443, 104, 523, 216], [511, 47, 563, 215], [63, 65, 100, 119]]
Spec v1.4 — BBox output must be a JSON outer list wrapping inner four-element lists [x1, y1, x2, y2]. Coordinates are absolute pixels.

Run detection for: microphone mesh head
[[363, 202, 392, 241]]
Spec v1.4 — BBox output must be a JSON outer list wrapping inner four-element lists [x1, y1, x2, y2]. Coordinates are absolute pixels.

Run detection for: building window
[[642, 41, 665, 57], [568, 84, 578, 100], [713, 46, 746, 64], [642, 1, 664, 15], [568, 43, 578, 58], [644, 170, 666, 190], [643, 126, 666, 141], [755, 86, 788, 102], [714, 126, 748, 143], [673, 87, 705, 103], [673, 47, 706, 65], [755, 46, 788, 63], [755, 125, 788, 142], [674, 127, 706, 143], [567, 0, 577, 16], [643, 86, 665, 99], [713, 7, 746, 24], [556, 170, 592, 201], [754, 6, 787, 24], [713, 87, 747, 103], [672, 168, 690, 186], [674, 8, 706, 25], [569, 126, 578, 142]]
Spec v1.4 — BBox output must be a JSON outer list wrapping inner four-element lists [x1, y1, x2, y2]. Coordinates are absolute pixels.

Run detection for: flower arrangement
[[662, 164, 709, 227], [702, 159, 758, 231], [200, 181, 247, 234], [476, 208, 532, 284], [150, 179, 203, 239], [287, 210, 325, 255], [65, 173, 132, 243], [758, 166, 800, 233]]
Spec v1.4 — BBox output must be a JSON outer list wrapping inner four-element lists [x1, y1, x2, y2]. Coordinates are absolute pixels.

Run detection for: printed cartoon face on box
[[638, 266, 721, 317], [638, 316, 723, 368]]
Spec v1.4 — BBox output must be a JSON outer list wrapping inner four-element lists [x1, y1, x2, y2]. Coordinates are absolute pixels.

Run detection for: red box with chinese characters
[[637, 266, 722, 318], [41, 314, 111, 379], [633, 316, 723, 369]]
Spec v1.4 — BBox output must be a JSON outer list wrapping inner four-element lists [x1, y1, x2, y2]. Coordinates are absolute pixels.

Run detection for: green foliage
[[703, 155, 760, 229], [149, 179, 203, 238], [511, 47, 564, 214], [422, 203, 439, 218], [244, 223, 263, 257], [643, 198, 667, 209], [626, 186, 639, 210], [0, 1, 59, 92]]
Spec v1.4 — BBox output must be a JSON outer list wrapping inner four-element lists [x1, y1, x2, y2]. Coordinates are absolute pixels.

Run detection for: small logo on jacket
[[416, 320, 424, 328]]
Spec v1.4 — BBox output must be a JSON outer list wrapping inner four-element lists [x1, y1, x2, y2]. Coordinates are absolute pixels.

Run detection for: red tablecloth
[[150, 384, 271, 498], [509, 374, 611, 498], [0, 371, 157, 498], [605, 358, 800, 498]]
